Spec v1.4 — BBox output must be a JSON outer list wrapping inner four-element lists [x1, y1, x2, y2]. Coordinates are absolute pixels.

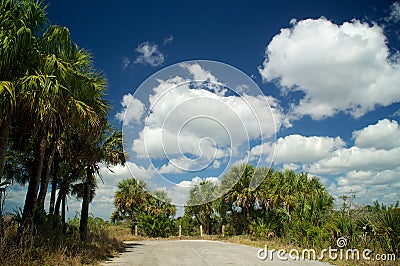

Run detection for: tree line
[[113, 164, 400, 258], [0, 0, 125, 242]]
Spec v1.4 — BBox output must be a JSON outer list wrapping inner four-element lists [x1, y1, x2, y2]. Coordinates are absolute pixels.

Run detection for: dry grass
[[0, 219, 125, 266], [219, 235, 398, 266]]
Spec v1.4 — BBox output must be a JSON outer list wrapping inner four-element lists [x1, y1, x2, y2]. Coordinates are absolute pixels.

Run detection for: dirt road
[[101, 240, 332, 265]]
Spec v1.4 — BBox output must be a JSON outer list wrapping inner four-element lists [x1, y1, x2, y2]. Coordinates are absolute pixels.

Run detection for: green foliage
[[68, 213, 111, 241], [370, 203, 400, 255], [137, 213, 176, 237], [184, 180, 219, 235], [111, 178, 176, 237], [249, 216, 279, 238]]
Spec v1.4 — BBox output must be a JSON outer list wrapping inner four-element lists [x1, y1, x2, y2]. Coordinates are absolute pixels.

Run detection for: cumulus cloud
[[328, 168, 400, 205], [134, 42, 165, 67], [115, 93, 145, 125], [177, 176, 220, 188], [300, 119, 400, 205], [307, 146, 400, 174], [272, 134, 345, 164], [116, 62, 281, 205], [247, 134, 345, 166], [170, 176, 221, 206], [259, 17, 400, 120], [126, 63, 280, 175], [352, 119, 400, 150]]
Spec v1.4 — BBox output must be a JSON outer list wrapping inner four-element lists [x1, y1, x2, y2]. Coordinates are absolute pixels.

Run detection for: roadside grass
[[0, 216, 125, 266], [221, 235, 398, 266]]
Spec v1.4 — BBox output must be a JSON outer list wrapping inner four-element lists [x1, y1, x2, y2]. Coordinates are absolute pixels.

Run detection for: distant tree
[[185, 180, 219, 235], [111, 178, 176, 237]]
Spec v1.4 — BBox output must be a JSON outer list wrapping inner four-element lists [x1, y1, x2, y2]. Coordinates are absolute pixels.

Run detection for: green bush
[[137, 213, 176, 237]]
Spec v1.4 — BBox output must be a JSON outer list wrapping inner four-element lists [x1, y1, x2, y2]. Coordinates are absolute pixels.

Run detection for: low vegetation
[[0, 214, 124, 265]]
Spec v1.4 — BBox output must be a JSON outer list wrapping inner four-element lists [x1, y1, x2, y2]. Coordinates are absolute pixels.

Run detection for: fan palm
[[0, 0, 49, 228]]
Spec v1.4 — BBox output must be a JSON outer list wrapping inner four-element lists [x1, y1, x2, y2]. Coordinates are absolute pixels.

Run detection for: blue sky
[[5, 0, 400, 219]]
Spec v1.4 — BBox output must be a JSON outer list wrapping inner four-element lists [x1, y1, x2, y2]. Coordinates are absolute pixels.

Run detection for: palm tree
[[222, 164, 262, 233], [186, 180, 219, 235], [79, 128, 126, 242], [0, 0, 47, 224], [20, 26, 102, 224], [36, 38, 104, 213], [111, 178, 149, 227]]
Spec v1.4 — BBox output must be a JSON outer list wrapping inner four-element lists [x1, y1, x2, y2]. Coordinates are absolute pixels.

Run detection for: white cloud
[[272, 134, 345, 164], [118, 62, 281, 205], [134, 42, 165, 67], [388, 1, 400, 23], [259, 17, 400, 120], [129, 63, 280, 169], [282, 163, 300, 170], [115, 93, 145, 125], [352, 119, 400, 150], [308, 146, 400, 174], [182, 63, 219, 83], [177, 176, 220, 188], [246, 134, 345, 171], [328, 168, 400, 205], [307, 121, 400, 177]]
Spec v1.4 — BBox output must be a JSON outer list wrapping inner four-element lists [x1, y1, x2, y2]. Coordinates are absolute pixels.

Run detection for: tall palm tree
[[0, 0, 47, 221], [20, 26, 101, 224], [222, 164, 261, 233], [35, 36, 102, 213], [79, 128, 126, 242]]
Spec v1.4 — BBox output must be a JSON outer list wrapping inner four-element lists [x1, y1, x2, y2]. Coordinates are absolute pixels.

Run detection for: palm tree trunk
[[245, 205, 251, 225], [37, 139, 56, 211], [54, 185, 63, 228], [80, 166, 93, 242], [0, 113, 11, 183], [22, 132, 47, 224], [61, 193, 66, 233], [206, 214, 212, 235], [48, 152, 60, 215], [0, 192, 3, 237], [0, 113, 12, 233]]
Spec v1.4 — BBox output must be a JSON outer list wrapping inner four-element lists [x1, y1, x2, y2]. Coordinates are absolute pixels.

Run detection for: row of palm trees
[[184, 164, 334, 239], [0, 0, 125, 241]]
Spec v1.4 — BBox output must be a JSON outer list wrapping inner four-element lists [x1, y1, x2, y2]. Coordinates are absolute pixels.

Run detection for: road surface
[[101, 240, 332, 265]]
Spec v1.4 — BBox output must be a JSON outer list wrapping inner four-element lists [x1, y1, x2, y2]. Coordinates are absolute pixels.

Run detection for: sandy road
[[101, 240, 332, 266]]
